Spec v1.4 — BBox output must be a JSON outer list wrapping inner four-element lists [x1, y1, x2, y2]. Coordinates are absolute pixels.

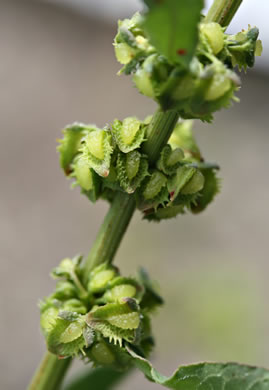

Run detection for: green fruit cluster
[[58, 119, 219, 221], [114, 13, 261, 121], [40, 256, 162, 368]]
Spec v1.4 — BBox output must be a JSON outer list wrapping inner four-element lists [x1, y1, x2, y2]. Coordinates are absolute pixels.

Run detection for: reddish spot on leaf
[[170, 191, 175, 200], [58, 355, 67, 360], [177, 49, 187, 56]]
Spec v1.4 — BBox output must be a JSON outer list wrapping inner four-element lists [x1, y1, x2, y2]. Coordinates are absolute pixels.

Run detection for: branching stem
[[28, 0, 244, 388], [205, 0, 243, 27]]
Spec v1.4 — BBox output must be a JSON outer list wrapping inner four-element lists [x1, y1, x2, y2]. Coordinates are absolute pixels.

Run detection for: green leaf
[[142, 0, 203, 67], [126, 346, 269, 389]]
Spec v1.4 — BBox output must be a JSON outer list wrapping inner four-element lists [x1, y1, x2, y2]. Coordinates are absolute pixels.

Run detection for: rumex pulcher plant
[[28, 1, 267, 389]]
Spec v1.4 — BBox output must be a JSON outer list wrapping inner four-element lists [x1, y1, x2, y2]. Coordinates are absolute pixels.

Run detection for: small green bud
[[181, 170, 204, 194], [63, 299, 87, 315], [133, 68, 155, 98], [200, 22, 224, 54], [57, 123, 86, 175], [88, 264, 117, 294], [126, 150, 140, 180], [90, 341, 116, 365], [204, 70, 232, 101], [81, 128, 113, 177], [51, 258, 74, 279], [226, 26, 262, 70], [46, 317, 86, 357], [114, 42, 136, 65], [143, 171, 167, 200], [111, 117, 146, 153], [116, 151, 149, 194], [103, 276, 144, 303], [104, 284, 137, 303], [87, 299, 140, 330], [168, 166, 196, 202], [53, 281, 77, 300], [135, 35, 150, 51], [157, 145, 184, 176], [40, 307, 59, 334], [132, 54, 160, 98], [191, 169, 220, 213], [73, 156, 93, 191], [59, 321, 84, 344]]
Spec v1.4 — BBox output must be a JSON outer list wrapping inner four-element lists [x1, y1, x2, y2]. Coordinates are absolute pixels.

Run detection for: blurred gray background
[[0, 1, 268, 389]]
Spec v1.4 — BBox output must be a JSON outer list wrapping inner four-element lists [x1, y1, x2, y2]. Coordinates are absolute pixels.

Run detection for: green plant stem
[[29, 0, 244, 388], [28, 108, 178, 390], [142, 109, 180, 165], [83, 192, 136, 282], [204, 0, 243, 27], [27, 352, 71, 390]]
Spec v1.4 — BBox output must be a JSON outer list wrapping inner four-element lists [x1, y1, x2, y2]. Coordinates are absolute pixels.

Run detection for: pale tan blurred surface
[[0, 1, 269, 389]]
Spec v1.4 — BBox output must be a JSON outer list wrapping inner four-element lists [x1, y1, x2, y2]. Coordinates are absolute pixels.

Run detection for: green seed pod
[[181, 170, 204, 194], [73, 155, 93, 191], [51, 258, 75, 279], [143, 171, 167, 200], [46, 317, 86, 357], [97, 276, 144, 304], [200, 22, 224, 55], [87, 299, 140, 330], [90, 341, 116, 365], [132, 54, 162, 98], [57, 123, 86, 175], [116, 151, 149, 194], [204, 69, 233, 101], [114, 42, 137, 65], [53, 281, 77, 301], [157, 145, 184, 176], [168, 166, 196, 202], [133, 67, 155, 98], [88, 264, 118, 294], [226, 26, 261, 71], [81, 128, 113, 177], [104, 285, 137, 303], [63, 299, 87, 315], [59, 320, 84, 344], [191, 168, 220, 213], [111, 117, 146, 153], [138, 170, 168, 211], [40, 307, 59, 334]]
